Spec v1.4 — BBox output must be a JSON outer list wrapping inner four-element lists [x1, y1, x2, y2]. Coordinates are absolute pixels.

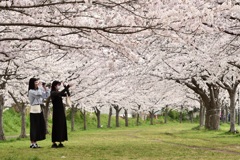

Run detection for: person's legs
[[30, 113, 41, 148]]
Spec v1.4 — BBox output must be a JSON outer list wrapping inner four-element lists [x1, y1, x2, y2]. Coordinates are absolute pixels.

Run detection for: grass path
[[1, 123, 240, 160]]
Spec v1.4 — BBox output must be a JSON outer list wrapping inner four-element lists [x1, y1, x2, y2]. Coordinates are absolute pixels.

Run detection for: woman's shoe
[[35, 143, 41, 148], [30, 144, 34, 148], [30, 143, 38, 149], [51, 143, 58, 148], [58, 143, 64, 148]]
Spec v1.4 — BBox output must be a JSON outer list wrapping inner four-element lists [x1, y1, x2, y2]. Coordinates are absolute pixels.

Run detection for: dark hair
[[51, 80, 61, 92], [28, 77, 38, 92]]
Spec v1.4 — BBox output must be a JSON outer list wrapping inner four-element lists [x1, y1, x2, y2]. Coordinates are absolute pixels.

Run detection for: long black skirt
[[30, 112, 46, 141]]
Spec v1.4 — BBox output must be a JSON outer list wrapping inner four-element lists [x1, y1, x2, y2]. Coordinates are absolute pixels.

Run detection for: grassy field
[[1, 122, 240, 160], [2, 109, 240, 160]]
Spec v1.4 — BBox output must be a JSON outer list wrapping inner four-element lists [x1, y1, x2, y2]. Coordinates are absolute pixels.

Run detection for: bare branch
[[0, 22, 161, 34]]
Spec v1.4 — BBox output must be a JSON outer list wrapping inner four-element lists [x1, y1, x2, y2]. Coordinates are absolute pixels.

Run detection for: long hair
[[51, 80, 61, 92], [28, 77, 38, 92]]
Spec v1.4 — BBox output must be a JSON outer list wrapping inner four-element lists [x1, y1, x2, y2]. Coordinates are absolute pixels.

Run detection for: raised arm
[[64, 85, 70, 96], [29, 89, 43, 98], [51, 85, 70, 97]]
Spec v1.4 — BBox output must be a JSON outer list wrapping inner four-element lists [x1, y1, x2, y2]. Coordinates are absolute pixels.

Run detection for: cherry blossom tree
[[136, 1, 240, 130], [0, 58, 27, 140], [2, 1, 240, 138], [0, 0, 162, 138], [7, 86, 28, 138]]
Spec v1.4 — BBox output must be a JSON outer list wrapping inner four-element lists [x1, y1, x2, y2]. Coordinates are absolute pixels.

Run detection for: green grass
[[2, 109, 240, 159], [1, 123, 240, 160], [3, 108, 167, 136]]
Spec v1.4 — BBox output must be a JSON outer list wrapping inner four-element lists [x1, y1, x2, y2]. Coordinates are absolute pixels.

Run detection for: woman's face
[[55, 84, 61, 91], [34, 80, 39, 89]]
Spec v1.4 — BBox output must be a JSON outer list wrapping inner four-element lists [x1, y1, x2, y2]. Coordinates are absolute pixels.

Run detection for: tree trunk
[[83, 109, 87, 130], [94, 107, 101, 128], [179, 105, 183, 123], [185, 79, 220, 130], [225, 104, 229, 123], [229, 91, 237, 132], [219, 77, 239, 132], [203, 106, 206, 125], [113, 104, 122, 127], [149, 110, 154, 125], [0, 95, 5, 140], [164, 106, 168, 124], [71, 105, 76, 131], [97, 112, 101, 128], [205, 108, 220, 130], [238, 107, 240, 126], [8, 91, 27, 138], [116, 109, 120, 127], [199, 100, 205, 127], [221, 107, 225, 123], [203, 84, 220, 130], [235, 108, 238, 124], [204, 87, 220, 130], [19, 103, 27, 138], [80, 109, 87, 130], [124, 109, 128, 127], [136, 104, 141, 126], [136, 112, 140, 126], [190, 111, 193, 123], [107, 106, 112, 128], [44, 97, 51, 134]]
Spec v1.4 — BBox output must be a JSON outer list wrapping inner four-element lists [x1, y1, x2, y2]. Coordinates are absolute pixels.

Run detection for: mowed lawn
[[1, 123, 240, 160]]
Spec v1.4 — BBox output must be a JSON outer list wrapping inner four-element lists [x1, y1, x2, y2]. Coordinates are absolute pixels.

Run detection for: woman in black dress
[[50, 81, 70, 148]]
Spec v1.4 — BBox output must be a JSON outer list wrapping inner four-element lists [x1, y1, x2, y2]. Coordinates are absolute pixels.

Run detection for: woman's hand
[[63, 83, 73, 88], [68, 84, 73, 87]]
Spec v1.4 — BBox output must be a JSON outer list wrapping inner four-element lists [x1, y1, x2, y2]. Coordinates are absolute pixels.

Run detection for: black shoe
[[30, 144, 34, 148], [35, 143, 41, 148], [30, 144, 38, 149], [58, 143, 64, 148], [51, 143, 58, 148]]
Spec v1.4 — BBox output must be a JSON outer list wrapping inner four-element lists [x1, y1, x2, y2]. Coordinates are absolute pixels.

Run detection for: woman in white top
[[28, 78, 49, 148]]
